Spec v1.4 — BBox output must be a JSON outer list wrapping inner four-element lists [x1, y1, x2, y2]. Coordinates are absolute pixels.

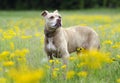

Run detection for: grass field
[[0, 9, 120, 83]]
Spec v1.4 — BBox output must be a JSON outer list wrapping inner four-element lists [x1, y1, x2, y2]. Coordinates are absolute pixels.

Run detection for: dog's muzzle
[[55, 19, 61, 27]]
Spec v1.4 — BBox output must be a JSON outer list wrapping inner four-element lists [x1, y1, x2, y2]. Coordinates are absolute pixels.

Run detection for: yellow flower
[[21, 35, 32, 39], [2, 30, 16, 39], [102, 40, 113, 45], [0, 51, 10, 56], [0, 77, 6, 83], [22, 48, 29, 54], [77, 71, 88, 78], [77, 48, 81, 51], [77, 48, 87, 55], [66, 70, 75, 79], [79, 50, 112, 69], [49, 60, 54, 63], [10, 53, 15, 59], [45, 65, 50, 69], [14, 48, 29, 57], [10, 42, 14, 50], [52, 71, 57, 78], [117, 78, 120, 83], [77, 47, 85, 52], [0, 68, 2, 71], [17, 57, 26, 63], [61, 65, 66, 69], [79, 24, 87, 26], [0, 51, 10, 61], [34, 32, 41, 37], [77, 62, 86, 68], [112, 45, 120, 48], [9, 68, 44, 83], [54, 59, 61, 64], [116, 55, 120, 59], [54, 68, 59, 71], [3, 61, 14, 67], [69, 56, 76, 61]]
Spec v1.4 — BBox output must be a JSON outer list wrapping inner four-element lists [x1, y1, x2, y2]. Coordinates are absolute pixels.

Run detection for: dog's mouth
[[55, 19, 61, 27], [55, 22, 61, 27]]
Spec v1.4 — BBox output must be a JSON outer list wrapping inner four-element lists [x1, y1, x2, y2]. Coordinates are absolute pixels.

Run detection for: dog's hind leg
[[88, 36, 100, 50], [61, 50, 70, 79]]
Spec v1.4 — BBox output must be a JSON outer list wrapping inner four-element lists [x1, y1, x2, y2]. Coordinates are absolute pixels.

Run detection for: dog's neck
[[44, 26, 61, 38]]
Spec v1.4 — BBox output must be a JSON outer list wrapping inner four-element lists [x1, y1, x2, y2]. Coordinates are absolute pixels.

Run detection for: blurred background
[[0, 0, 120, 10]]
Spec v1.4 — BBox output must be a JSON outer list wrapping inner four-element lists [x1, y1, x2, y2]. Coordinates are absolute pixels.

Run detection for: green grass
[[0, 9, 120, 83]]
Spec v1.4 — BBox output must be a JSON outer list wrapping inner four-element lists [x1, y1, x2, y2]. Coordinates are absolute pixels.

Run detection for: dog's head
[[41, 10, 62, 29]]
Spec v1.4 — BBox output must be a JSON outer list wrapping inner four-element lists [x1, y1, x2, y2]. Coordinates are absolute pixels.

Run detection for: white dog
[[41, 10, 100, 66]]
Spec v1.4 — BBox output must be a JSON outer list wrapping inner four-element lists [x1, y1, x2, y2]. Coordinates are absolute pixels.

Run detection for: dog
[[41, 10, 100, 66]]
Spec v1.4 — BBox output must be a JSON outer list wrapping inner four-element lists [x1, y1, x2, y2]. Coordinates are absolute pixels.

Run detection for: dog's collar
[[44, 28, 56, 38]]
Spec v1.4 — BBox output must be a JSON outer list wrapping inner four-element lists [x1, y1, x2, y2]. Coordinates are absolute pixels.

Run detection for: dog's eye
[[49, 16, 54, 19], [58, 16, 61, 19]]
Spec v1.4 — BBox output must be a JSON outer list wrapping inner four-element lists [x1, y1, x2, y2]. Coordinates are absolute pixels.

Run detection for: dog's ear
[[54, 10, 58, 13], [41, 10, 49, 17]]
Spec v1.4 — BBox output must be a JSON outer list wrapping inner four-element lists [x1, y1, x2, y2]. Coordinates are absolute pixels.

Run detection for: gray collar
[[44, 28, 57, 38]]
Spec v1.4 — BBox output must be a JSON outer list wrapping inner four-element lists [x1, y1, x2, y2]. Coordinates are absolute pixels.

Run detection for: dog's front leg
[[59, 41, 70, 66], [46, 51, 54, 72]]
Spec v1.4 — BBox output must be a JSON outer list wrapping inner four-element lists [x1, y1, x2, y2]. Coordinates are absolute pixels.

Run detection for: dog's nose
[[57, 19, 61, 23]]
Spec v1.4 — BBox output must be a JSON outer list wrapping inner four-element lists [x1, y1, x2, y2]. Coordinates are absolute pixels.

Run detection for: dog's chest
[[46, 38, 56, 51]]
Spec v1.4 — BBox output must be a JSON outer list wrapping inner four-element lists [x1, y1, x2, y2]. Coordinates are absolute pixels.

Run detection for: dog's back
[[63, 26, 100, 53]]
